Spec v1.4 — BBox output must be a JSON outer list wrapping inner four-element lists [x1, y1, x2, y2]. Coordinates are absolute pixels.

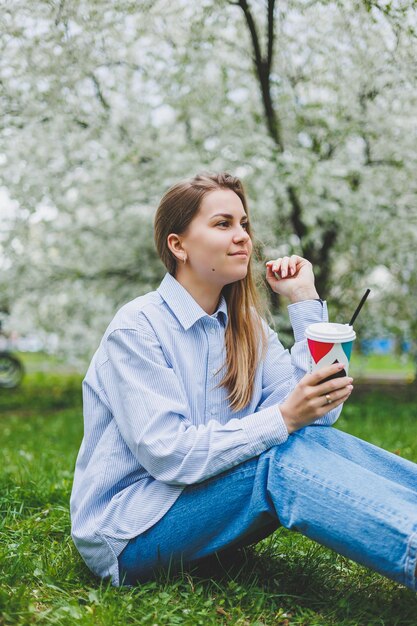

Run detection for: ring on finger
[[325, 393, 332, 405]]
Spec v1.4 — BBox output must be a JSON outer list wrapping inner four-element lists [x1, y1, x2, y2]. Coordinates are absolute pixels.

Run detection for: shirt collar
[[157, 273, 228, 331]]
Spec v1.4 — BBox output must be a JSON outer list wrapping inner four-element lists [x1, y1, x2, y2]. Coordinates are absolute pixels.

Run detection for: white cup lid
[[305, 322, 356, 343]]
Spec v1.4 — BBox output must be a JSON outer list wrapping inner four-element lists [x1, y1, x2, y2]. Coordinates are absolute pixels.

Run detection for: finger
[[265, 264, 274, 278], [280, 256, 290, 278], [292, 254, 304, 265], [318, 385, 353, 408], [272, 258, 283, 278], [315, 376, 354, 396], [289, 255, 299, 275], [308, 362, 346, 385], [265, 263, 280, 281], [315, 387, 353, 417]]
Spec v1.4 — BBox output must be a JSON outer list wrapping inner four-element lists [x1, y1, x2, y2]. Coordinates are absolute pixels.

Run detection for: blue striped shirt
[[70, 272, 340, 585]]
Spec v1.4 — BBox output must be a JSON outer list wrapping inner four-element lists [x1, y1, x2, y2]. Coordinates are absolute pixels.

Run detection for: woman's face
[[177, 188, 253, 287]]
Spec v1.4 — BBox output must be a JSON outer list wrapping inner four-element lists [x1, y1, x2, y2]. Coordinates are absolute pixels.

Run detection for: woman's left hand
[[265, 255, 320, 303]]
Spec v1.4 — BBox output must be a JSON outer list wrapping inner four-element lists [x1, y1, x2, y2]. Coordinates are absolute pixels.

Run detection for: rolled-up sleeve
[[100, 324, 289, 486]]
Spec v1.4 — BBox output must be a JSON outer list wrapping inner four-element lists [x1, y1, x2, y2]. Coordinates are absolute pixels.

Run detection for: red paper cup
[[305, 322, 356, 382]]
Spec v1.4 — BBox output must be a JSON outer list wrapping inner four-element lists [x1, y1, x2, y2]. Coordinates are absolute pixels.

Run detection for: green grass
[[1, 374, 417, 625], [17, 352, 82, 375], [350, 352, 415, 379], [15, 349, 417, 379]]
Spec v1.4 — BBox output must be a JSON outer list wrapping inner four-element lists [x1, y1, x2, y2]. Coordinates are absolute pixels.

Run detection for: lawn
[[1, 371, 417, 625], [350, 352, 415, 380], [16, 349, 417, 378]]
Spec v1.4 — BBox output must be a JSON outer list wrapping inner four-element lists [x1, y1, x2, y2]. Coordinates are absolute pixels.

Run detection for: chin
[[223, 269, 248, 285]]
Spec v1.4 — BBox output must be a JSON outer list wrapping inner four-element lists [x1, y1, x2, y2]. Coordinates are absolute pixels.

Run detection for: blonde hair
[[154, 172, 268, 412]]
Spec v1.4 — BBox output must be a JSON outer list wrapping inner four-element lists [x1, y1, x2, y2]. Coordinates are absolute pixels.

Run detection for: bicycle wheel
[[0, 352, 24, 388]]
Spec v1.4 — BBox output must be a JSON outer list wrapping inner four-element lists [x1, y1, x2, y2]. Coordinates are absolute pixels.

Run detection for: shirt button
[[210, 408, 216, 415], [210, 328, 215, 334], [211, 368, 217, 375]]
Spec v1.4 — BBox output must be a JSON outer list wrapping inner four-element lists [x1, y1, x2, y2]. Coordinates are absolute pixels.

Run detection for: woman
[[70, 172, 417, 590]]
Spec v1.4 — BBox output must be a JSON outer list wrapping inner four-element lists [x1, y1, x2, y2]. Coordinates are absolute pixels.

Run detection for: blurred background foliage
[[1, 0, 416, 367]]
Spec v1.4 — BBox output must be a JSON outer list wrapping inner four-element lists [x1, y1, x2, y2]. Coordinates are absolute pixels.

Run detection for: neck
[[175, 270, 222, 315]]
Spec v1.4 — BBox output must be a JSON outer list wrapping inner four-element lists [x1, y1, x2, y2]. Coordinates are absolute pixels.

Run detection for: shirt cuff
[[287, 299, 329, 342], [240, 403, 289, 455]]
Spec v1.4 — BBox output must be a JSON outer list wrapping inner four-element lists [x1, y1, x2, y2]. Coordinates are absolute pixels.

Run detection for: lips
[[229, 251, 248, 256]]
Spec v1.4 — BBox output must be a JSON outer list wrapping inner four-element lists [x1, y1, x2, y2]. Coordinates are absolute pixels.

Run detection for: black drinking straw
[[349, 289, 371, 326]]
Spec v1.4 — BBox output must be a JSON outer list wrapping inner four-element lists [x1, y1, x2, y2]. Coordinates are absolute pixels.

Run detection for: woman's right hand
[[279, 363, 353, 434]]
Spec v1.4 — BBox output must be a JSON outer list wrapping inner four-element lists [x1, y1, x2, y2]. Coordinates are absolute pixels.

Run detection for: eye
[[216, 220, 249, 229]]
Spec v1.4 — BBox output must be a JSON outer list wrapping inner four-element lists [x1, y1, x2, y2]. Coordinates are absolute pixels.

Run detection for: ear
[[167, 233, 185, 263]]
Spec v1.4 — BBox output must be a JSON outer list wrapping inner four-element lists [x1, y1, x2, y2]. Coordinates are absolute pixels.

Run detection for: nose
[[233, 224, 250, 243]]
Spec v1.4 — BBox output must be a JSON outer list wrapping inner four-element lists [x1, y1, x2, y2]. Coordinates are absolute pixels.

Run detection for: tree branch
[[366, 158, 403, 168], [267, 0, 276, 72], [232, 0, 339, 298], [96, 60, 143, 73], [314, 222, 338, 298], [90, 73, 110, 111], [55, 0, 66, 27], [234, 0, 284, 149], [236, 0, 263, 70], [286, 184, 307, 242], [359, 94, 403, 168]]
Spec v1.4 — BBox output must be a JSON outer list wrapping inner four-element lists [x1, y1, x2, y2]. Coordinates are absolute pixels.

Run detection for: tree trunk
[[233, 0, 337, 306]]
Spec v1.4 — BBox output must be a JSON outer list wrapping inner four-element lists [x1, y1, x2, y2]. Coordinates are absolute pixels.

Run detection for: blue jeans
[[118, 426, 417, 590]]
